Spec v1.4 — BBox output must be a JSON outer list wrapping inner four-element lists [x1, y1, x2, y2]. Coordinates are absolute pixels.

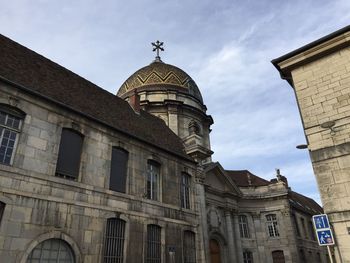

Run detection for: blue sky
[[2, 0, 350, 204]]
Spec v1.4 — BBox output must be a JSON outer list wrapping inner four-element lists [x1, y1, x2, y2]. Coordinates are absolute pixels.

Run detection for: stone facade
[[0, 82, 203, 263], [0, 33, 327, 263], [273, 25, 350, 262], [203, 163, 327, 263]]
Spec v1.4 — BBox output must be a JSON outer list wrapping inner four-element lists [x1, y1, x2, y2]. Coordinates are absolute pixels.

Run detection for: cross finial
[[151, 40, 164, 62]]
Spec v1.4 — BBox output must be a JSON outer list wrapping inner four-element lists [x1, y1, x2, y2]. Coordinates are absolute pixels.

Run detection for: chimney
[[129, 90, 140, 113]]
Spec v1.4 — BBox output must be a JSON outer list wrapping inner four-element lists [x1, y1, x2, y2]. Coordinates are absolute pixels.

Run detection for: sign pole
[[327, 246, 334, 263]]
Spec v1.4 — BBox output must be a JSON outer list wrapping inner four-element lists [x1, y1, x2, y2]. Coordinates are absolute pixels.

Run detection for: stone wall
[[289, 45, 350, 261], [0, 81, 202, 262]]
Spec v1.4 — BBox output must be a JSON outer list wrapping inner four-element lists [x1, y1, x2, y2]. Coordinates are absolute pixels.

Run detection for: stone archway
[[209, 239, 221, 263]]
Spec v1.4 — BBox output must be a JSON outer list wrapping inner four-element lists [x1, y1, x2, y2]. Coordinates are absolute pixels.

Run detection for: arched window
[[183, 231, 196, 263], [0, 105, 25, 165], [146, 224, 161, 263], [243, 250, 253, 263], [55, 128, 84, 180], [181, 173, 191, 209], [239, 215, 250, 238], [110, 147, 128, 193], [266, 214, 280, 237], [103, 218, 126, 263], [26, 238, 74, 263], [147, 160, 160, 201]]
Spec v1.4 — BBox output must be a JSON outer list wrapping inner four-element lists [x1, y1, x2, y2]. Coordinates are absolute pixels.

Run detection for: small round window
[[27, 238, 75, 263]]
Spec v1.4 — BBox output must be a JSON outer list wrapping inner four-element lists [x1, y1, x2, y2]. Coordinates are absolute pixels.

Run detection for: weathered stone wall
[[290, 46, 350, 261], [0, 82, 202, 262]]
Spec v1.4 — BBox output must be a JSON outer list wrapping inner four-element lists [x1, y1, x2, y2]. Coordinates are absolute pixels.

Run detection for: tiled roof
[[225, 170, 271, 187], [289, 191, 323, 215], [0, 34, 192, 161]]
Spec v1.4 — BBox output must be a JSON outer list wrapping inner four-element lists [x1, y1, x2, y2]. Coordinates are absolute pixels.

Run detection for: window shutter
[[56, 129, 83, 179], [110, 147, 128, 193]]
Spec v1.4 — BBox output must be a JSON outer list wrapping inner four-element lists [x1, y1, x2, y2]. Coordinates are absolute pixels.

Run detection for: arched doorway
[[272, 250, 285, 263], [210, 239, 221, 263], [26, 238, 75, 263]]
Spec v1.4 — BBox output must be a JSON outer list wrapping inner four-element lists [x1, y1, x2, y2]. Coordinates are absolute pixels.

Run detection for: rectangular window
[[266, 214, 280, 237], [292, 214, 300, 237], [239, 215, 250, 238], [55, 128, 83, 180], [110, 147, 128, 193], [183, 231, 196, 263], [181, 173, 191, 209], [0, 201, 5, 223], [103, 218, 126, 263], [309, 221, 316, 240], [147, 161, 160, 201], [0, 110, 23, 165], [146, 224, 161, 263], [243, 251, 253, 263], [301, 218, 308, 239]]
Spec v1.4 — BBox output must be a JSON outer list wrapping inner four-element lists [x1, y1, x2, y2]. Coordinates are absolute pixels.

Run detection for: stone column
[[233, 214, 244, 263], [252, 212, 265, 262], [195, 165, 209, 263], [225, 210, 238, 262]]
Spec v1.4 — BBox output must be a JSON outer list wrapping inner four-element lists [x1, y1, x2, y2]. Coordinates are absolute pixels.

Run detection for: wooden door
[[272, 250, 285, 263], [210, 239, 221, 263]]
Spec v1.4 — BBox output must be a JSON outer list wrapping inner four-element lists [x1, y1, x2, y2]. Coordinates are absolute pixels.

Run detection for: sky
[[1, 0, 350, 204]]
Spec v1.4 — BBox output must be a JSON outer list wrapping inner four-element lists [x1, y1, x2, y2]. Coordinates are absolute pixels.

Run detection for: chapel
[[0, 35, 327, 263]]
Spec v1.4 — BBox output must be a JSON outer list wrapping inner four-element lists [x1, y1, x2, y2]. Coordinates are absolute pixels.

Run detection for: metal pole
[[327, 246, 334, 263]]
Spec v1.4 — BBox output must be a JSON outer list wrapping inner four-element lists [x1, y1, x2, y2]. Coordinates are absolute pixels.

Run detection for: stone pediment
[[204, 162, 241, 196]]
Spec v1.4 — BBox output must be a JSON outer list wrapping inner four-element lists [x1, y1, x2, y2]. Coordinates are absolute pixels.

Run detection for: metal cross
[[152, 40, 164, 61]]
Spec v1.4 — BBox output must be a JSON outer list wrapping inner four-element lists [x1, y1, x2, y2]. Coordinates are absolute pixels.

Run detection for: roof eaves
[[271, 25, 350, 87]]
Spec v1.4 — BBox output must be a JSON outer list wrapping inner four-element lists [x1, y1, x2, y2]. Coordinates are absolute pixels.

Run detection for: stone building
[[0, 34, 326, 263], [203, 163, 326, 263], [273, 25, 350, 262]]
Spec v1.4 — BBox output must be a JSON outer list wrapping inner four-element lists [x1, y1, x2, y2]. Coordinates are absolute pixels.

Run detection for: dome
[[117, 61, 203, 103]]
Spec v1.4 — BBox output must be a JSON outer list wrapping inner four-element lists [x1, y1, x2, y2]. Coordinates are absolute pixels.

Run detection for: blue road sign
[[316, 229, 335, 246], [313, 214, 330, 230]]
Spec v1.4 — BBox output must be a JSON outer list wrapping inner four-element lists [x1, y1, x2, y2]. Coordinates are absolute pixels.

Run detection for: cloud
[[1, 0, 350, 205]]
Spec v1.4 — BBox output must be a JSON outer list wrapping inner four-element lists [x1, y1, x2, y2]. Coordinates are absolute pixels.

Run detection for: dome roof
[[117, 61, 203, 103]]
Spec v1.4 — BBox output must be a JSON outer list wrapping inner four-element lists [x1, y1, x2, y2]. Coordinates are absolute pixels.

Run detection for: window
[[309, 221, 316, 240], [146, 224, 161, 263], [103, 218, 126, 263], [0, 201, 5, 223], [292, 214, 300, 237], [266, 214, 280, 237], [55, 128, 83, 180], [243, 251, 253, 263], [27, 238, 74, 263], [147, 160, 160, 201], [239, 215, 250, 238], [110, 147, 128, 193], [0, 106, 24, 165], [181, 173, 191, 209], [299, 249, 306, 262], [183, 231, 196, 263], [301, 218, 308, 239]]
